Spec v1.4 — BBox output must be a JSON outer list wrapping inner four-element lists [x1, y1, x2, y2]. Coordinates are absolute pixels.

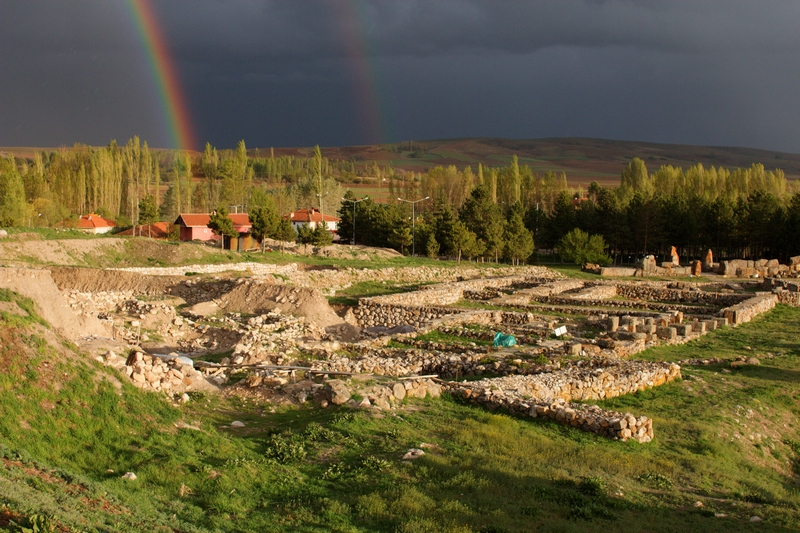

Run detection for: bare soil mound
[[51, 267, 183, 295], [0, 267, 109, 340], [219, 281, 343, 328]]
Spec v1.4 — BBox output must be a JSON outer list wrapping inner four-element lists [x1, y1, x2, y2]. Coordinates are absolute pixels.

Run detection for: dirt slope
[[50, 267, 183, 295], [0, 237, 126, 266], [0, 268, 109, 340]]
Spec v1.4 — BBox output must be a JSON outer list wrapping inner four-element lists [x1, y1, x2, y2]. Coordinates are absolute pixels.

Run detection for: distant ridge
[[262, 137, 800, 186]]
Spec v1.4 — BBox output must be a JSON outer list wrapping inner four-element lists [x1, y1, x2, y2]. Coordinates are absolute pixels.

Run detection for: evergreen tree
[[274, 218, 297, 253], [296, 224, 316, 253], [137, 194, 158, 237], [484, 216, 506, 263], [313, 221, 334, 246], [250, 204, 279, 252], [426, 234, 440, 259], [208, 207, 237, 249], [504, 213, 534, 265], [451, 220, 482, 262], [389, 225, 413, 255], [459, 183, 504, 261], [546, 191, 576, 247]]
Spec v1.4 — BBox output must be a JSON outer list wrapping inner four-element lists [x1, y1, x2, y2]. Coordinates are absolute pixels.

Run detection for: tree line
[[2, 137, 799, 264]]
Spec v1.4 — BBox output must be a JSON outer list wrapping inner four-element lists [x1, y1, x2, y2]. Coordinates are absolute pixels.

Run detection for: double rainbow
[[126, 0, 390, 150]]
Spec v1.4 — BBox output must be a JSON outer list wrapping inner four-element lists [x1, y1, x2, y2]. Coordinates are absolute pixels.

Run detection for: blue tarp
[[493, 332, 517, 347]]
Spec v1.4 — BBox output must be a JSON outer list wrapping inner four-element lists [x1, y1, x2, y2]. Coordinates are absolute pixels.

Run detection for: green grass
[[413, 330, 493, 347], [0, 289, 48, 328], [327, 280, 408, 306], [4, 226, 114, 240], [2, 296, 800, 531], [327, 281, 426, 306]]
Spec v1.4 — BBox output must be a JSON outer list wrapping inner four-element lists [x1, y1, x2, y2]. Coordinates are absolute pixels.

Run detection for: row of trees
[[0, 137, 566, 231], [3, 136, 800, 264], [535, 159, 800, 263], [337, 185, 534, 263]]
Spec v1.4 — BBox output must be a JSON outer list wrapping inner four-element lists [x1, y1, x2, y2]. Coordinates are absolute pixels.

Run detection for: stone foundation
[[721, 293, 777, 325]]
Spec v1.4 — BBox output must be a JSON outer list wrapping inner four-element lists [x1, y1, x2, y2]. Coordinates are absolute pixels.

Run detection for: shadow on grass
[[731, 364, 800, 384]]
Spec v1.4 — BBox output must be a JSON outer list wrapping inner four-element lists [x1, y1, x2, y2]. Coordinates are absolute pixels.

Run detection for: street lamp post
[[341, 195, 368, 245], [397, 196, 430, 256]]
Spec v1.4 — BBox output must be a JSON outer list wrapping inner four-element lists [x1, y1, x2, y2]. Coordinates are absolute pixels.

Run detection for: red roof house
[[77, 214, 116, 234], [284, 208, 340, 233], [174, 213, 251, 242], [118, 222, 171, 239]]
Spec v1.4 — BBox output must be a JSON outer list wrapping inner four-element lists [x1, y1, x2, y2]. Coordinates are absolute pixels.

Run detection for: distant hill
[[4, 137, 800, 188], [268, 137, 800, 187]]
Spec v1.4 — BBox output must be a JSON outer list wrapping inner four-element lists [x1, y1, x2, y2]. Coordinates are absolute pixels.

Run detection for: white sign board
[[554, 326, 567, 337]]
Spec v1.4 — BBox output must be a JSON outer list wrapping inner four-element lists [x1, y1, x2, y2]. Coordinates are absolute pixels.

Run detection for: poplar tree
[[0, 157, 27, 226], [202, 143, 220, 209]]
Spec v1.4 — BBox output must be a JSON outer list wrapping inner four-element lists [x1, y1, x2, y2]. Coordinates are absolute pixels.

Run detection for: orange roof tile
[[118, 222, 170, 238], [175, 213, 251, 227], [77, 214, 116, 229], [284, 208, 340, 223]]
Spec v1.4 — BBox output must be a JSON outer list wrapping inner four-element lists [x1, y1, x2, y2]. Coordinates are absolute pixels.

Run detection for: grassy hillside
[[265, 137, 800, 187], [2, 281, 800, 531]]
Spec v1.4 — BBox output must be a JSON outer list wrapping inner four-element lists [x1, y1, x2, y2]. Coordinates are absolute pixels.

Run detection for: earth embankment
[[0, 267, 109, 340]]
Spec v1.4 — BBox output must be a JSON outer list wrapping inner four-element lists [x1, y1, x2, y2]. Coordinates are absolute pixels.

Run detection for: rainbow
[[336, 1, 391, 145], [126, 0, 197, 151]]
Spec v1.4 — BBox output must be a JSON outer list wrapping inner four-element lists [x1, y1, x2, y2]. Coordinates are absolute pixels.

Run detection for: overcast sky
[[3, 0, 800, 153]]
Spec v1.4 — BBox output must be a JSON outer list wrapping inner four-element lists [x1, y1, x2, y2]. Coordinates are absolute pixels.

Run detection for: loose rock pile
[[354, 302, 457, 329], [230, 311, 328, 364], [233, 375, 442, 409], [118, 351, 214, 392]]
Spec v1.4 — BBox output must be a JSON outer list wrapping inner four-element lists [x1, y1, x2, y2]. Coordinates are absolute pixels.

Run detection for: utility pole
[[397, 196, 429, 256], [341, 196, 368, 245]]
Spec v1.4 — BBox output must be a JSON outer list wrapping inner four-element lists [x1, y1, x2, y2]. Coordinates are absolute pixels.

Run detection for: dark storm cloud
[[3, 1, 800, 151], [158, 0, 800, 60]]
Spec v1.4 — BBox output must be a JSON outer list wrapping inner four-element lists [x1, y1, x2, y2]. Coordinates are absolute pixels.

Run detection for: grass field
[[2, 275, 800, 532]]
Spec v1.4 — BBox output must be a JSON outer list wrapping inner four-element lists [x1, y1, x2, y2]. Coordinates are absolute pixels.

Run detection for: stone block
[[703, 320, 717, 331], [675, 324, 692, 336], [636, 324, 656, 334], [692, 321, 706, 334], [656, 326, 677, 340], [607, 316, 619, 332]]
